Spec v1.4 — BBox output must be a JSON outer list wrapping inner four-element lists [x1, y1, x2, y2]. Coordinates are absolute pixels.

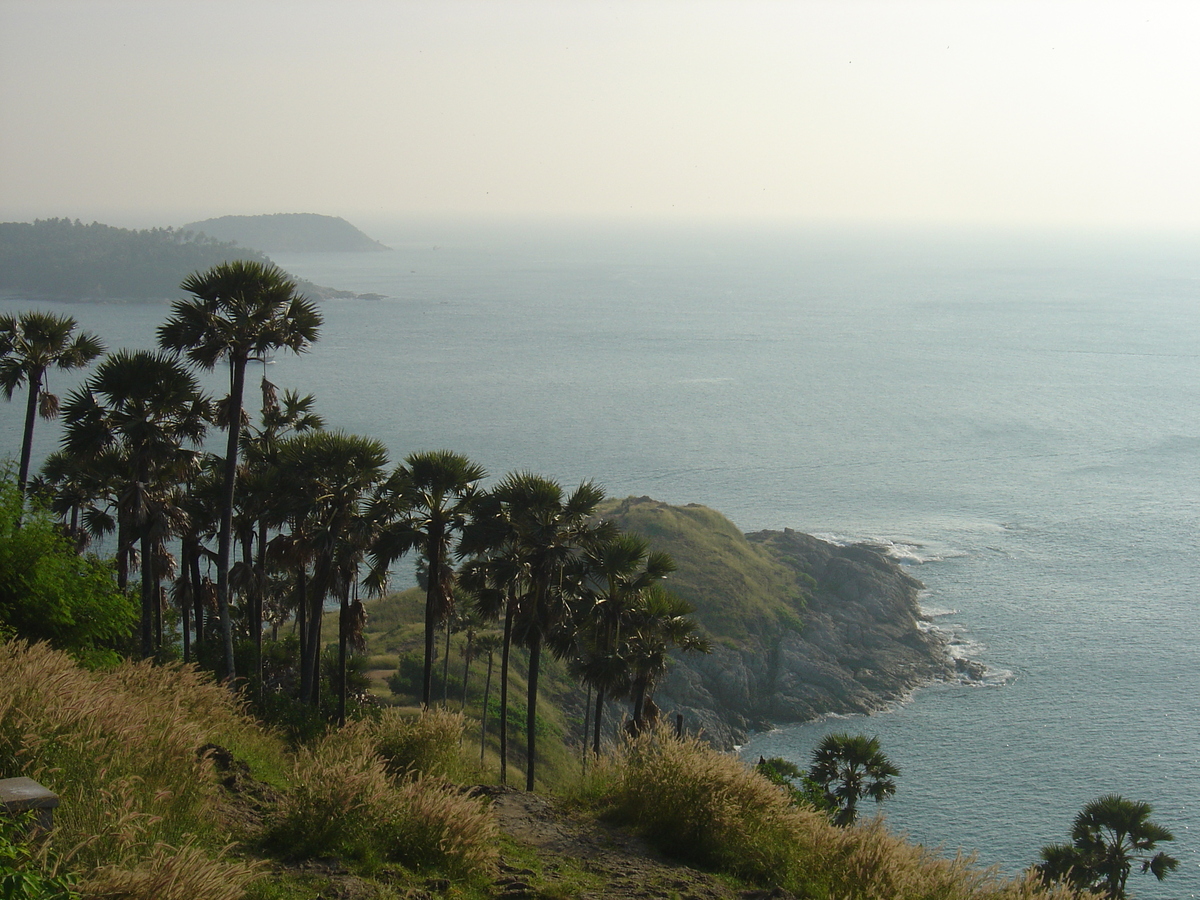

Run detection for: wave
[[810, 532, 967, 565]]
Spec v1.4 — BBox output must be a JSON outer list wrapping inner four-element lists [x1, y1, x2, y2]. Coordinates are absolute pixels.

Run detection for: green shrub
[[0, 812, 81, 900]]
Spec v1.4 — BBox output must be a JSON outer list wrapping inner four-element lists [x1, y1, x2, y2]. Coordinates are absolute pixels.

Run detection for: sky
[[2, 0, 1199, 231]]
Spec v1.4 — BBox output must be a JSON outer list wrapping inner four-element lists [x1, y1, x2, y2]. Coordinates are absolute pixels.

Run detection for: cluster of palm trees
[[2, 260, 708, 791]]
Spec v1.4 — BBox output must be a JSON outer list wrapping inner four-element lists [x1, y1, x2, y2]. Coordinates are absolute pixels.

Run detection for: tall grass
[[368, 707, 467, 780], [0, 640, 264, 899], [589, 726, 1096, 900], [260, 717, 497, 880]]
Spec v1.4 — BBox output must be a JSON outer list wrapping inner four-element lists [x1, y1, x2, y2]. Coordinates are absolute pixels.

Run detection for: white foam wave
[[809, 532, 966, 565]]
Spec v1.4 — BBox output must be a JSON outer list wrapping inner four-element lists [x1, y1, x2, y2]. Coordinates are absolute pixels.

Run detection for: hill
[[0, 217, 379, 301], [597, 497, 960, 747], [182, 213, 390, 253]]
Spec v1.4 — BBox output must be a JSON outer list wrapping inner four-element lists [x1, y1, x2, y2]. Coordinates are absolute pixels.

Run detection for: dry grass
[[593, 726, 1096, 900], [261, 717, 497, 879], [0, 640, 264, 899], [367, 706, 467, 780]]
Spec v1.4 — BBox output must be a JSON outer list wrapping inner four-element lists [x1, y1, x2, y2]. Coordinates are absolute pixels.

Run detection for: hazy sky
[[2, 0, 1199, 230]]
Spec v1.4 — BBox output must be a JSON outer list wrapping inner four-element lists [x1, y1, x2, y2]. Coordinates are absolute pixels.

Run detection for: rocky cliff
[[603, 499, 962, 749]]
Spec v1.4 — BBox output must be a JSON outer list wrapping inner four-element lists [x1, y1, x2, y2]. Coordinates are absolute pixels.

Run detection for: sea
[[2, 219, 1198, 897]]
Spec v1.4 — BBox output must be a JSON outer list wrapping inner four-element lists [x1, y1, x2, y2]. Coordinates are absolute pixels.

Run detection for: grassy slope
[[597, 495, 811, 643]]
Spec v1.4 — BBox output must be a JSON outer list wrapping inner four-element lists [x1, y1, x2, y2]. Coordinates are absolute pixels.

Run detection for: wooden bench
[[0, 777, 60, 832]]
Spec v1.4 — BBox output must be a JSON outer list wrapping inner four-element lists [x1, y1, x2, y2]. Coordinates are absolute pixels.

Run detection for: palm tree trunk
[[337, 580, 349, 726], [525, 631, 541, 792], [422, 531, 443, 708], [255, 518, 267, 699], [140, 527, 154, 658], [461, 645, 472, 710], [190, 547, 204, 649], [17, 370, 42, 501], [592, 686, 605, 755], [632, 677, 647, 734], [480, 650, 494, 766], [297, 565, 310, 702], [442, 617, 452, 707], [215, 355, 247, 683], [180, 543, 192, 663], [499, 602, 513, 786]]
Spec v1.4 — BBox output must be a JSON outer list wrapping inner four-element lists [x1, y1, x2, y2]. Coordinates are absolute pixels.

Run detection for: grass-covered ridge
[[598, 496, 809, 642]]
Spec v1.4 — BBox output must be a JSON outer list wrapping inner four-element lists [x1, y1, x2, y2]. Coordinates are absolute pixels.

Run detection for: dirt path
[[485, 787, 792, 900]]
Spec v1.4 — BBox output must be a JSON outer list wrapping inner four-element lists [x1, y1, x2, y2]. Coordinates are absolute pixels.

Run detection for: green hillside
[[597, 496, 811, 642]]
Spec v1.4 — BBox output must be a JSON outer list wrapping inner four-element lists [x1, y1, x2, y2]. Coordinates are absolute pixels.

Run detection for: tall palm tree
[[368, 450, 487, 709], [489, 472, 608, 791], [458, 491, 526, 786], [0, 311, 105, 500], [1038, 794, 1179, 899], [60, 350, 209, 658], [158, 260, 321, 681], [808, 732, 899, 827], [240, 385, 324, 692], [579, 532, 676, 753], [274, 430, 389, 720]]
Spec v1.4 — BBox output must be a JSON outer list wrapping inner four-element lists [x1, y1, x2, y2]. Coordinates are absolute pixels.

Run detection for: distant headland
[[181, 213, 390, 253], [0, 216, 387, 302]]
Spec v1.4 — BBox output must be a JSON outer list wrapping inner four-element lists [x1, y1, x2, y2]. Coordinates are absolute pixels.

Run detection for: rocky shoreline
[[655, 528, 971, 749]]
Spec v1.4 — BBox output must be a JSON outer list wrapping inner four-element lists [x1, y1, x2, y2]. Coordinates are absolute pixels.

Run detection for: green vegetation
[[809, 731, 900, 826], [1037, 795, 1178, 899], [0, 469, 134, 666]]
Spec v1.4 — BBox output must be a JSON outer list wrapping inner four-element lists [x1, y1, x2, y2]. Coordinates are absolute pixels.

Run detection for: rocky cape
[[602, 498, 974, 750]]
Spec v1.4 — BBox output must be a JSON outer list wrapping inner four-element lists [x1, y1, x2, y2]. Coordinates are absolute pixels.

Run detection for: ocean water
[[2, 221, 1198, 896]]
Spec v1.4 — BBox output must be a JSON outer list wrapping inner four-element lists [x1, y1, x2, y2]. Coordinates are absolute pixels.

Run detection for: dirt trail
[[485, 786, 792, 900]]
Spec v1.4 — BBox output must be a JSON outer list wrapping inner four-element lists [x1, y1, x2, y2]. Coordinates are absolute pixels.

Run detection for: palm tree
[[808, 732, 899, 827], [158, 260, 321, 681], [240, 384, 324, 693], [1038, 794, 1178, 899], [489, 472, 608, 791], [579, 532, 677, 752], [621, 585, 709, 734], [368, 450, 487, 709], [0, 311, 105, 500], [458, 490, 526, 786], [60, 350, 209, 658], [274, 430, 389, 721]]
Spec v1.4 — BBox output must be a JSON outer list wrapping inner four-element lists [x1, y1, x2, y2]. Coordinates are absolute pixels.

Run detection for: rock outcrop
[[654, 528, 955, 749]]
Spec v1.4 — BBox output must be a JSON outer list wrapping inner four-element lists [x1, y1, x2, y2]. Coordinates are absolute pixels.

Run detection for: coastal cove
[[1, 221, 1197, 896]]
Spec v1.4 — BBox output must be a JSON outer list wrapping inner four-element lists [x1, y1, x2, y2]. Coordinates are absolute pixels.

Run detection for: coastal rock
[[655, 528, 954, 749]]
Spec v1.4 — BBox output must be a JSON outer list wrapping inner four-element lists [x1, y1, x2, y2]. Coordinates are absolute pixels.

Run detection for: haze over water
[[2, 220, 1198, 896]]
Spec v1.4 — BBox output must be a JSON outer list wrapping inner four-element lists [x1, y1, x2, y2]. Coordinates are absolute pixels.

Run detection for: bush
[[0, 471, 133, 667], [368, 707, 466, 780]]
